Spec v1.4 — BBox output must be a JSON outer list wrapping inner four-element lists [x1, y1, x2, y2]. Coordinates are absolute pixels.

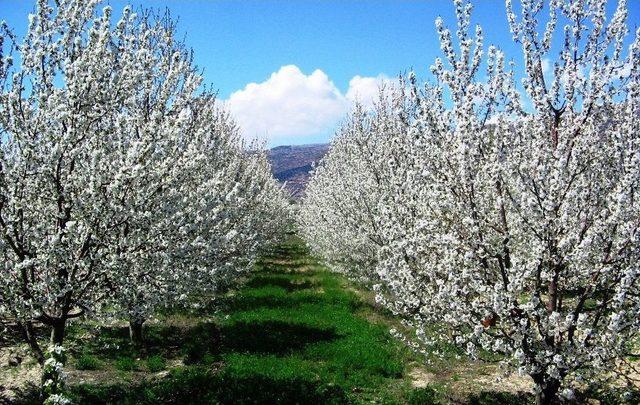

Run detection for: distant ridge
[[267, 143, 330, 199]]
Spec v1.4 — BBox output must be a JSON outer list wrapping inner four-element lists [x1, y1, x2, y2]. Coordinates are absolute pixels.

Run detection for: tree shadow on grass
[[245, 276, 316, 292], [76, 317, 338, 365], [143, 321, 221, 364], [76, 325, 134, 358], [179, 322, 221, 364], [256, 263, 307, 275], [263, 243, 308, 258], [211, 374, 349, 405], [79, 321, 221, 363], [220, 320, 338, 355], [224, 293, 328, 313], [68, 366, 350, 405]]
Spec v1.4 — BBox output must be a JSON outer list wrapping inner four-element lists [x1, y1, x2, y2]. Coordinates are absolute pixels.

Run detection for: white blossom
[[301, 1, 640, 403], [0, 0, 289, 360]]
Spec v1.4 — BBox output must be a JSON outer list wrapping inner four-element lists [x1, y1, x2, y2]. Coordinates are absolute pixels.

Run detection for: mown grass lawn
[[4, 234, 533, 404]]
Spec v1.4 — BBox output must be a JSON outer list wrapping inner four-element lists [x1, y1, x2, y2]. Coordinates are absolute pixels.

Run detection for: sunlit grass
[[3, 234, 531, 404]]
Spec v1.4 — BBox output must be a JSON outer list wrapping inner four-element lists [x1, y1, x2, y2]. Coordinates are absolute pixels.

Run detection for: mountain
[[267, 144, 330, 199]]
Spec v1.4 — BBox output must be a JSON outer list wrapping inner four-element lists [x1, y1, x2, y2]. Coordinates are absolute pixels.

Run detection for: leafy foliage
[[145, 355, 166, 373]]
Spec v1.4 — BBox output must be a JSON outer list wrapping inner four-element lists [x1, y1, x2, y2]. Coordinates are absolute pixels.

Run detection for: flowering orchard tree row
[[300, 0, 640, 403], [0, 0, 289, 365]]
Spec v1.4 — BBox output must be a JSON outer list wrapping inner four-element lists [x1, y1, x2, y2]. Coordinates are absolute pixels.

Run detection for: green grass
[[146, 355, 167, 372], [209, 237, 414, 403], [57, 234, 535, 404], [64, 235, 421, 403], [114, 356, 138, 372], [75, 352, 102, 370]]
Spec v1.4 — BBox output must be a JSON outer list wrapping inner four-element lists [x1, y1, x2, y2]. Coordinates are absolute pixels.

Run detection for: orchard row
[[301, 1, 640, 404], [0, 2, 289, 401]]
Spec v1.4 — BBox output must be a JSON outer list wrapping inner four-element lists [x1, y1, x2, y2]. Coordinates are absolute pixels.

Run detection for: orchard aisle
[[208, 232, 416, 403], [206, 232, 531, 404], [2, 232, 530, 403], [48, 231, 424, 404]]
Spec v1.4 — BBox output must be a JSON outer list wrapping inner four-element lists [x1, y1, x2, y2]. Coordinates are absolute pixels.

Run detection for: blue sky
[[1, 1, 639, 146]]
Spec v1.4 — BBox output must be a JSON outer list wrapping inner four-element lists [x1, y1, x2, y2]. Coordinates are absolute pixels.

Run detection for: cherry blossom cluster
[[42, 345, 69, 404], [301, 0, 639, 402]]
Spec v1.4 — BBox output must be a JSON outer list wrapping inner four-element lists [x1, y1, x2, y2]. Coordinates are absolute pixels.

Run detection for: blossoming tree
[[0, 0, 142, 361], [100, 11, 288, 346], [301, 0, 640, 402], [0, 0, 288, 364]]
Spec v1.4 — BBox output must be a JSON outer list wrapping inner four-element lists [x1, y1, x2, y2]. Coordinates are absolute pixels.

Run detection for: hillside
[[267, 144, 329, 198]]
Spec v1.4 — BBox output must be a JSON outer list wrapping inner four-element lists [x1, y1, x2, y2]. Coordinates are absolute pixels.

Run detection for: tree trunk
[[129, 318, 145, 348], [547, 263, 562, 313], [50, 318, 66, 346], [547, 277, 558, 313], [18, 321, 45, 365], [533, 375, 561, 405]]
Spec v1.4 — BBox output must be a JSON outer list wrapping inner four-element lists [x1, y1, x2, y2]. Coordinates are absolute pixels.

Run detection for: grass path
[[4, 233, 528, 403], [208, 234, 417, 403], [61, 234, 426, 404], [15, 232, 634, 404]]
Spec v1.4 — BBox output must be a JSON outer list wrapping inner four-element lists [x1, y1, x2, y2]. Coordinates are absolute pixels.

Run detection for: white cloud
[[345, 74, 396, 108], [225, 65, 393, 143]]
